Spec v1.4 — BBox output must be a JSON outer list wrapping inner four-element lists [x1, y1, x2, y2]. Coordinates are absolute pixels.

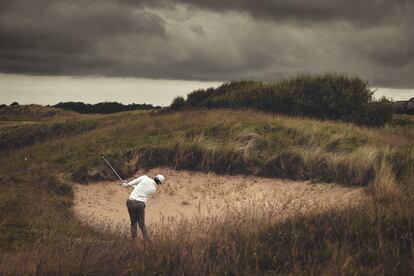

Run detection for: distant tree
[[10, 102, 19, 106], [170, 96, 186, 111]]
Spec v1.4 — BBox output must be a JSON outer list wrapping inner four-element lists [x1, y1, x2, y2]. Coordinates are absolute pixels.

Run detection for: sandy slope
[[73, 168, 367, 231]]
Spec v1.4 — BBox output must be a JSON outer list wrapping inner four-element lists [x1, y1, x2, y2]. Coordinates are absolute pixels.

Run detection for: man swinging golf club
[[122, 174, 165, 240]]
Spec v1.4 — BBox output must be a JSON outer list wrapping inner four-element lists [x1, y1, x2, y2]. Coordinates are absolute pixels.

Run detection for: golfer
[[122, 174, 165, 240]]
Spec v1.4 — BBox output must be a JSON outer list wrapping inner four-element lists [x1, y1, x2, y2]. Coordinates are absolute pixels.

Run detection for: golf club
[[101, 155, 124, 182]]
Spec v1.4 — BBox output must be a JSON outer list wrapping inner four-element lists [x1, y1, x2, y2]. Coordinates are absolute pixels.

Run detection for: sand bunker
[[74, 168, 367, 231]]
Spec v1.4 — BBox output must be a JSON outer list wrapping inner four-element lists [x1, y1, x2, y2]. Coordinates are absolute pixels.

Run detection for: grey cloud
[[0, 0, 413, 89], [0, 0, 166, 75], [136, 0, 409, 25]]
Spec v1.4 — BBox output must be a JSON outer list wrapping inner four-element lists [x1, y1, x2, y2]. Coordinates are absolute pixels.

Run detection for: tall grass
[[1, 199, 413, 274], [80, 111, 410, 197]]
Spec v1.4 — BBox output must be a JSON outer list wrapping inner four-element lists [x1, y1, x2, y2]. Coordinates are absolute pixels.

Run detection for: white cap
[[155, 174, 165, 184]]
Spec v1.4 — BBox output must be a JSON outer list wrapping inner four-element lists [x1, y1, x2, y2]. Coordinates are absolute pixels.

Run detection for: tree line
[[53, 102, 161, 114]]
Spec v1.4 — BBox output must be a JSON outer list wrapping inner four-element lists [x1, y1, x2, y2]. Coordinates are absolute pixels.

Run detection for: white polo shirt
[[126, 175, 157, 203]]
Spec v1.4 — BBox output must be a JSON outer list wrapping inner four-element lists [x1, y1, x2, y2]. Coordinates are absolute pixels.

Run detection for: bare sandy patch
[[73, 168, 367, 231]]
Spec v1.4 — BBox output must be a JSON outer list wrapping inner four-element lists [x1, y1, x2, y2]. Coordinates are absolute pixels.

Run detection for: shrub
[[170, 96, 186, 111], [353, 97, 394, 127], [172, 73, 394, 126]]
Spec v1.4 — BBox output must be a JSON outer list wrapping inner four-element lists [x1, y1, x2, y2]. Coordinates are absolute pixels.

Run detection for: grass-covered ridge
[[171, 73, 394, 126], [0, 105, 413, 274], [48, 110, 411, 194]]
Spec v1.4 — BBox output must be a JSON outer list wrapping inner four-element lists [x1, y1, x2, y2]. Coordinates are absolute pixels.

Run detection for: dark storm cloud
[[0, 0, 414, 88], [137, 0, 408, 25], [0, 0, 167, 75]]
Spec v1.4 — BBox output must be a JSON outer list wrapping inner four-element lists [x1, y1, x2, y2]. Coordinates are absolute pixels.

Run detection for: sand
[[73, 168, 367, 232]]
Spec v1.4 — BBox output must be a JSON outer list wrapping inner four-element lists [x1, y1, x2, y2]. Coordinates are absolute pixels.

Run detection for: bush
[[353, 97, 394, 127], [170, 96, 186, 111], [172, 73, 394, 126]]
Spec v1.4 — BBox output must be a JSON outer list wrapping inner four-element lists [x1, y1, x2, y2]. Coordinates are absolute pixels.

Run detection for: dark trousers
[[126, 199, 149, 240]]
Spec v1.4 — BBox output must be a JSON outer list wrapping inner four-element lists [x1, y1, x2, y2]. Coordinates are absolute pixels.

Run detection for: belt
[[127, 198, 145, 205]]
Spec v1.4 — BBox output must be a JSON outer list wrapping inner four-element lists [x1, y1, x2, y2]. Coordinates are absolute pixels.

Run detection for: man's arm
[[122, 175, 146, 187]]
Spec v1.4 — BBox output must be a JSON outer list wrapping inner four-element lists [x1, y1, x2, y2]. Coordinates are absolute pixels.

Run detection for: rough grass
[[53, 110, 411, 192], [1, 200, 413, 275], [0, 106, 413, 274]]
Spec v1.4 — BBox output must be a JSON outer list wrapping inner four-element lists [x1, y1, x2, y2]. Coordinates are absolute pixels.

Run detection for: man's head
[[154, 174, 165, 185]]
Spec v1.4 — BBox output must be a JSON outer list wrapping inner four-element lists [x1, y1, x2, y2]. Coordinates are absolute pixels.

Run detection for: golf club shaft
[[101, 156, 124, 182]]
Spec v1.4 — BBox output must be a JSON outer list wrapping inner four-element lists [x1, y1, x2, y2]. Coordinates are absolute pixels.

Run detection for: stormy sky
[[0, 0, 413, 104]]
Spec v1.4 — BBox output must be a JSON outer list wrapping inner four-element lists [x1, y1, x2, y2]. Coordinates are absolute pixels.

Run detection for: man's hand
[[121, 180, 129, 187]]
